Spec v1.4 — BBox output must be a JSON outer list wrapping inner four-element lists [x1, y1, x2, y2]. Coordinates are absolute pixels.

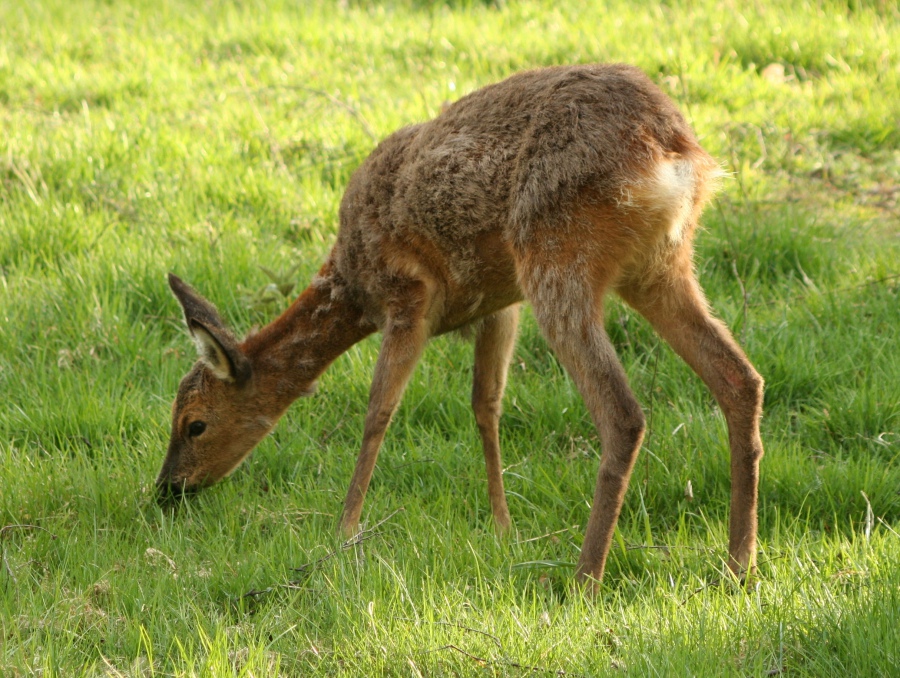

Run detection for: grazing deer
[[158, 63, 764, 589]]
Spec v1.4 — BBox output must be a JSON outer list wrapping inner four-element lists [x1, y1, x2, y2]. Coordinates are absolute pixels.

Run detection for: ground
[[1, 0, 899, 675]]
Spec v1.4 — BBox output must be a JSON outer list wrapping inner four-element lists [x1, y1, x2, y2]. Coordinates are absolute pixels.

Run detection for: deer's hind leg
[[472, 304, 521, 534], [339, 281, 432, 538], [616, 243, 764, 579], [515, 229, 647, 590]]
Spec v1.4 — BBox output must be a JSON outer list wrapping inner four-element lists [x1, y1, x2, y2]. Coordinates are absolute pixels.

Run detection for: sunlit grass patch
[[2, 0, 899, 674]]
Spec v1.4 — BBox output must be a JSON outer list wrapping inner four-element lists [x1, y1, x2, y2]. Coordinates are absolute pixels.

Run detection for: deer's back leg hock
[[617, 251, 764, 578]]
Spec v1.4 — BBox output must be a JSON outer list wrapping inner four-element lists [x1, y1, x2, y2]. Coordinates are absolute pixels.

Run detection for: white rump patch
[[647, 157, 696, 244]]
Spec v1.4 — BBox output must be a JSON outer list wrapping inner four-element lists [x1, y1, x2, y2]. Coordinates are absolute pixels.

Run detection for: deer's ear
[[168, 273, 252, 385]]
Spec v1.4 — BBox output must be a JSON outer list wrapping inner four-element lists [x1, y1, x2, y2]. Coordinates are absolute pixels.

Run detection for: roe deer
[[158, 63, 764, 589]]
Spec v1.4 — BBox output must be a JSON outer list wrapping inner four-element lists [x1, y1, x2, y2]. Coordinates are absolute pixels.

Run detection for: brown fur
[[159, 63, 764, 591]]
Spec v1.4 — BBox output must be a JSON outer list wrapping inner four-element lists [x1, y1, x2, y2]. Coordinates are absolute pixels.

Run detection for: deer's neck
[[240, 264, 375, 407]]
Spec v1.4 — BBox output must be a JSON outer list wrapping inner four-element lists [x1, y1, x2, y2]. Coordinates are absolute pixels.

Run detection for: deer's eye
[[188, 421, 207, 437]]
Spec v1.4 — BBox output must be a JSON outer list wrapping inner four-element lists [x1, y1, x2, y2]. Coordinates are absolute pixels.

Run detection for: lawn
[[1, 0, 899, 675]]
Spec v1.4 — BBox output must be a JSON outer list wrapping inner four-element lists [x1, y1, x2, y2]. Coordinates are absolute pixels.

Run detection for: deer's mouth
[[155, 479, 202, 505]]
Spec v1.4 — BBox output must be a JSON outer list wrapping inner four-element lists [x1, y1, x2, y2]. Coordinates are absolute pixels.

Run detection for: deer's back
[[332, 64, 713, 330]]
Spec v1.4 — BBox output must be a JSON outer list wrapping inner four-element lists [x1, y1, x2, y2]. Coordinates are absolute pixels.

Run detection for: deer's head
[[156, 274, 278, 499]]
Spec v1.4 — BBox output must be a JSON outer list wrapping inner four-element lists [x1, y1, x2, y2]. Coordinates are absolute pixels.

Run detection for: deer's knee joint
[[472, 397, 501, 427], [746, 368, 764, 404], [718, 358, 764, 411], [364, 408, 394, 434], [735, 365, 764, 414], [740, 444, 764, 467]]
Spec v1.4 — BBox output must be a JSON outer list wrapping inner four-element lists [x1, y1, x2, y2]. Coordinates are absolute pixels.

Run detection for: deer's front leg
[[338, 299, 430, 538]]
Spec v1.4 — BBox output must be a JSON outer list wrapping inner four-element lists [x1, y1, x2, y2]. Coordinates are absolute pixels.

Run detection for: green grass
[[2, 0, 900, 674]]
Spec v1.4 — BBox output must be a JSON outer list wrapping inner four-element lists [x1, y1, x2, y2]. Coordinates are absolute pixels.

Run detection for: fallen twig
[[390, 458, 435, 471], [396, 617, 503, 650], [403, 616, 583, 676], [1, 524, 58, 586], [625, 543, 711, 552], [517, 526, 576, 545], [679, 552, 787, 605], [425, 642, 575, 676], [240, 508, 404, 600], [878, 517, 900, 539]]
